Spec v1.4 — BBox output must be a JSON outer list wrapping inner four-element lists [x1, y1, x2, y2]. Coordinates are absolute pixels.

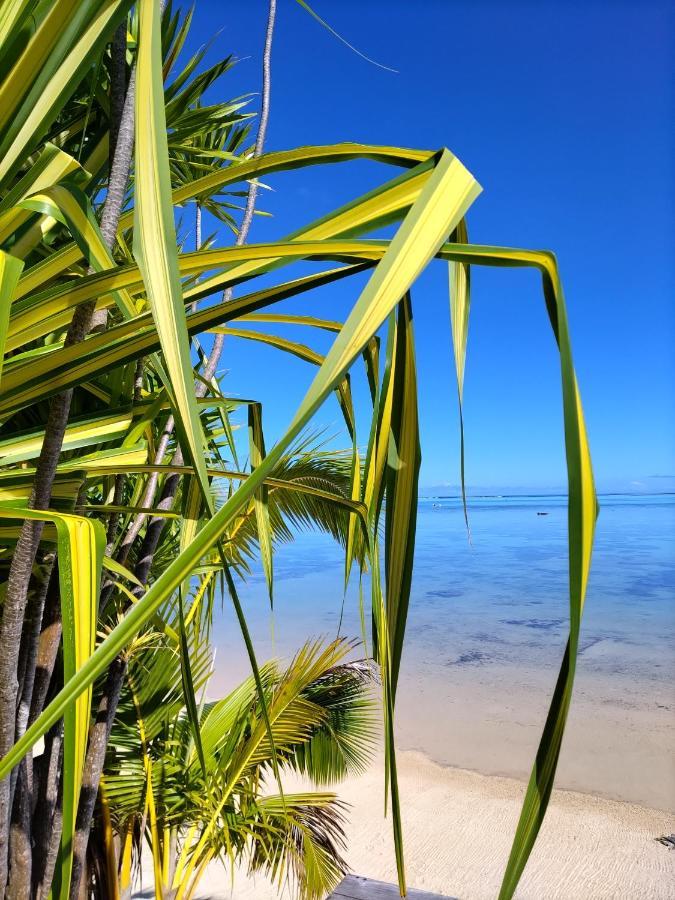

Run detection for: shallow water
[[405, 494, 675, 683], [213, 493, 674, 680], [210, 493, 675, 806]]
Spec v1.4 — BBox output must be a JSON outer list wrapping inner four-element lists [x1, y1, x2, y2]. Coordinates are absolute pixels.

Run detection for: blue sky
[[188, 0, 674, 494]]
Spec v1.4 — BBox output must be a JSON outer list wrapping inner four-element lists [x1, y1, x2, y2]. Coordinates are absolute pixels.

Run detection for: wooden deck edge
[[328, 873, 458, 900]]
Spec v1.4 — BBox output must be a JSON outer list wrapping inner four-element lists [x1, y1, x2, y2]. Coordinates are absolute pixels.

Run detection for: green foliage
[[105, 635, 375, 899]]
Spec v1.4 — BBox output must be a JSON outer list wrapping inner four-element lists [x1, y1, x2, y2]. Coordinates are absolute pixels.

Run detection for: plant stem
[[68, 656, 126, 900], [6, 760, 31, 900], [28, 565, 62, 729], [32, 723, 63, 899], [108, 22, 128, 164]]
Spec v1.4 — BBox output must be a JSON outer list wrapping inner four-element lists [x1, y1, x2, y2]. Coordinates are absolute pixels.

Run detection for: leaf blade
[[133, 0, 212, 510]]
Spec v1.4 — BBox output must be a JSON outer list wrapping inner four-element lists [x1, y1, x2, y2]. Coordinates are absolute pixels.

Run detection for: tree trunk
[[68, 657, 126, 900], [15, 554, 56, 744], [0, 18, 137, 895], [27, 564, 62, 729], [32, 722, 63, 900], [5, 761, 31, 900]]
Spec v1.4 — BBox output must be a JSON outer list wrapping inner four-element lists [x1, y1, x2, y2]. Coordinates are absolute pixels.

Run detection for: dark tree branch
[[108, 22, 128, 164], [68, 657, 126, 900], [27, 562, 62, 729], [6, 761, 31, 900]]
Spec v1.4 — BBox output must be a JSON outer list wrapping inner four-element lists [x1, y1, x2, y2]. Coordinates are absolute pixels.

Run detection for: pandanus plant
[[0, 1, 597, 899]]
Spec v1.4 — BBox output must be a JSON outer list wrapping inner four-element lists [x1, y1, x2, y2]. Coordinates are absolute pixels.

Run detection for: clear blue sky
[[188, 0, 674, 494]]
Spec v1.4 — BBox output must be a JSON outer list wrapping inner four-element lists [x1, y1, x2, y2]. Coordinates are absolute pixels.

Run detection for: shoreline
[[395, 740, 675, 815], [390, 657, 675, 815], [136, 748, 674, 900], [210, 636, 675, 815]]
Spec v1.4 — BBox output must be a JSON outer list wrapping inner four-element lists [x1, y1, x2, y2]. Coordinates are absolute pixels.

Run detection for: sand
[[137, 749, 674, 900], [157, 633, 675, 899], [136, 576, 675, 900], [391, 659, 675, 813]]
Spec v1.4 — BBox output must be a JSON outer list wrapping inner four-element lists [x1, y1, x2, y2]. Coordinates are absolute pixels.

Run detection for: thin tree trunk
[[232, 0, 276, 255], [104, 358, 145, 558], [90, 52, 136, 332], [68, 657, 126, 900], [0, 20, 137, 894], [9, 553, 53, 815], [33, 723, 64, 900], [114, 414, 176, 566], [113, 0, 277, 553], [108, 22, 128, 164], [27, 564, 62, 729], [15, 554, 56, 744], [6, 761, 31, 900]]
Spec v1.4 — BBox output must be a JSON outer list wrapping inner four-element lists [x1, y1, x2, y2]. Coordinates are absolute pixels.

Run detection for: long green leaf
[[18, 185, 137, 317], [211, 326, 355, 438], [1, 264, 369, 417], [248, 403, 273, 606], [133, 0, 212, 510], [177, 588, 207, 779], [0, 407, 134, 466], [0, 250, 23, 386], [496, 250, 598, 897], [448, 217, 471, 534], [0, 143, 85, 246], [384, 294, 421, 699], [9, 243, 376, 351], [0, 506, 104, 900], [15, 143, 434, 295], [294, 0, 398, 73]]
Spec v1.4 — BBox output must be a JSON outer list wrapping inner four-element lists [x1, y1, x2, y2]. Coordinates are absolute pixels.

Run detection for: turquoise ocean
[[211, 493, 674, 807], [213, 493, 674, 684]]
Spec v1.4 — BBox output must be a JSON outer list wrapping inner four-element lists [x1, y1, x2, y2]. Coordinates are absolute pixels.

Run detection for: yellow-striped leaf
[[133, 0, 212, 511], [0, 506, 104, 900], [384, 294, 421, 698], [0, 407, 134, 466], [0, 250, 23, 386], [248, 402, 273, 606], [448, 217, 471, 532]]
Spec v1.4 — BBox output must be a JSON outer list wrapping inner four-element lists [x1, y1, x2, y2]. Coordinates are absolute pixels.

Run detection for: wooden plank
[[328, 874, 457, 900]]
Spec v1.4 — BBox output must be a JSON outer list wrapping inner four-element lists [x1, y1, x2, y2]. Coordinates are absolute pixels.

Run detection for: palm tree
[[0, 2, 598, 899], [102, 636, 375, 900]]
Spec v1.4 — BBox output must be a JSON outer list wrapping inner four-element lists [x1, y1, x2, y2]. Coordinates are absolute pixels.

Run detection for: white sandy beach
[[187, 623, 675, 897], [134, 749, 674, 900]]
